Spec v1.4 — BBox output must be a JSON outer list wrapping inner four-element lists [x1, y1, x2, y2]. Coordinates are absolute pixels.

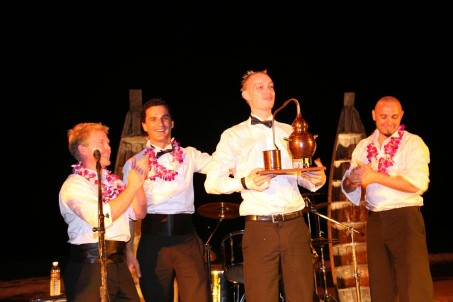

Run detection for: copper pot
[[285, 112, 317, 167]]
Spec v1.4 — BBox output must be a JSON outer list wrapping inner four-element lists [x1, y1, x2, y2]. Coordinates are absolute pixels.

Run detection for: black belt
[[70, 240, 126, 264], [246, 210, 303, 223], [141, 213, 195, 236]]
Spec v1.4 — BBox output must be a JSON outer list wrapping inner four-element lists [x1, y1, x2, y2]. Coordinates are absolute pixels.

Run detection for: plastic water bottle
[[50, 261, 61, 296]]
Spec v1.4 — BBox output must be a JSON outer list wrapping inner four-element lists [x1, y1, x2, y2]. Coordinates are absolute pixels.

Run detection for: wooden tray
[[258, 166, 326, 175]]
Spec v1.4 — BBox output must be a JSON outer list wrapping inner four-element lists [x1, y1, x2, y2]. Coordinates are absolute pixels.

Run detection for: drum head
[[224, 264, 244, 284]]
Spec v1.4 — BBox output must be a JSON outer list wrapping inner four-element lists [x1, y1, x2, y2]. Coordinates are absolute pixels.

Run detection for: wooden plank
[[326, 92, 370, 302], [113, 89, 150, 301], [114, 89, 147, 179]]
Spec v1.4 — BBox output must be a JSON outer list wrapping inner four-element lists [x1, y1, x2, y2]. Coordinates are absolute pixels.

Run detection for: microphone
[[92, 148, 101, 161]]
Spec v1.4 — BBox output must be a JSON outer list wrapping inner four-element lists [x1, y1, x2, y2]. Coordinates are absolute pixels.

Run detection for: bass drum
[[221, 230, 244, 284]]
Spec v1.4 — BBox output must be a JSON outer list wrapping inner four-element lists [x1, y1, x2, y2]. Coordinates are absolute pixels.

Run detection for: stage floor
[[1, 254, 452, 301]]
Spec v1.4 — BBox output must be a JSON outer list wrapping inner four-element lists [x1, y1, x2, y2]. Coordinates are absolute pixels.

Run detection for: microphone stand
[[92, 158, 108, 302], [307, 200, 365, 302]]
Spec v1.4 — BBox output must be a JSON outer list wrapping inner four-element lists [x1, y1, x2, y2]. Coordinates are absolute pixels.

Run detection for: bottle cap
[[53, 261, 58, 266]]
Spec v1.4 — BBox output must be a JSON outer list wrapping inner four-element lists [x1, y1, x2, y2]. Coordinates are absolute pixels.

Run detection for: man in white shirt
[[204, 70, 326, 302], [59, 122, 148, 302], [342, 96, 434, 301], [123, 98, 213, 302]]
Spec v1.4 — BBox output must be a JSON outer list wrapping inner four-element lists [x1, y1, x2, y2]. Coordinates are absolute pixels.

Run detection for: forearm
[[110, 185, 142, 220], [132, 187, 147, 219], [370, 173, 419, 193], [126, 220, 141, 278], [126, 220, 136, 254], [205, 171, 243, 194]]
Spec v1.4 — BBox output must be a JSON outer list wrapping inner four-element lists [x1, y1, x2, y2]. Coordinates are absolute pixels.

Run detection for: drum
[[221, 230, 244, 284]]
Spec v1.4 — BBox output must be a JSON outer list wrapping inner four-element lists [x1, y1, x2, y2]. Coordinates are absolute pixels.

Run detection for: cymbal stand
[[348, 226, 362, 302], [307, 201, 365, 302], [304, 198, 320, 297], [305, 197, 338, 302], [205, 217, 223, 291]]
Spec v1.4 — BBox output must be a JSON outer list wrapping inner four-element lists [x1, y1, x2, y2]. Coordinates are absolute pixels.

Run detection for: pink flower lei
[[72, 162, 126, 203], [366, 124, 405, 174], [144, 138, 184, 181]]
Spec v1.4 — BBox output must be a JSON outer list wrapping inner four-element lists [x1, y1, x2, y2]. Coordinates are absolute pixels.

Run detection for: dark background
[[3, 6, 451, 279]]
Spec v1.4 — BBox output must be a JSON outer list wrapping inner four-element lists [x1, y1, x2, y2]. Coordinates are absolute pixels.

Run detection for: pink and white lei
[[72, 162, 126, 203], [366, 125, 405, 174], [144, 138, 184, 181]]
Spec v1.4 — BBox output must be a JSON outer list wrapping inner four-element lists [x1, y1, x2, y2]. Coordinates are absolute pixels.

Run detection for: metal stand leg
[[205, 218, 223, 293], [306, 200, 321, 301], [314, 233, 338, 301], [306, 197, 366, 302], [232, 283, 245, 302], [305, 196, 338, 302]]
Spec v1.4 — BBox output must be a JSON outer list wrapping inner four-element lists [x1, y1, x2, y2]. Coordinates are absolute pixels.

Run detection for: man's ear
[[78, 145, 88, 157], [242, 90, 249, 103]]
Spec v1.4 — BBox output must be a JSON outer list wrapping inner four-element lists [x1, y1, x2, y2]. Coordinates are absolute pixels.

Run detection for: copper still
[[265, 98, 317, 169]]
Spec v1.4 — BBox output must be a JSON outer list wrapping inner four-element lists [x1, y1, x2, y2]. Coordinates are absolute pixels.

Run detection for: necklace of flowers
[[366, 124, 405, 174], [144, 138, 184, 181], [72, 162, 126, 203]]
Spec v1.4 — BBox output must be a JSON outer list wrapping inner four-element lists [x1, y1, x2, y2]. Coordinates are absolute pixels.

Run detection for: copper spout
[[271, 98, 298, 149]]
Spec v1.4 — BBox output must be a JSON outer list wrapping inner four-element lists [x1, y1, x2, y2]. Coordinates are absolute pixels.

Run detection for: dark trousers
[[64, 241, 140, 302], [138, 214, 210, 302], [137, 233, 210, 302], [367, 206, 434, 302], [242, 216, 314, 302]]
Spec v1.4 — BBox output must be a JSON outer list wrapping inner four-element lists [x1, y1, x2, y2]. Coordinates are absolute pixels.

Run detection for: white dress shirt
[[341, 129, 430, 211], [123, 144, 213, 214], [59, 172, 135, 244], [205, 116, 324, 216]]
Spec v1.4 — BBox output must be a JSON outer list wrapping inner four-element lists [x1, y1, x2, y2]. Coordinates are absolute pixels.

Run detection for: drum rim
[[220, 229, 244, 245]]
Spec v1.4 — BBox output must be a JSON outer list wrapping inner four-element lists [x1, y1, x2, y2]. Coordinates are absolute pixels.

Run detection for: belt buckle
[[272, 214, 284, 223]]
